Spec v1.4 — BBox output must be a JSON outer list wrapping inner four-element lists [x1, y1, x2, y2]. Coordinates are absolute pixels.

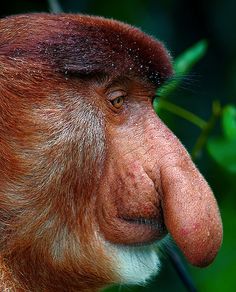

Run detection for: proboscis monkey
[[0, 14, 222, 292]]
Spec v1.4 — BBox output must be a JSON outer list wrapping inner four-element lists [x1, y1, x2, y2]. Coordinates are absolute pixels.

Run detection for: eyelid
[[107, 90, 127, 101]]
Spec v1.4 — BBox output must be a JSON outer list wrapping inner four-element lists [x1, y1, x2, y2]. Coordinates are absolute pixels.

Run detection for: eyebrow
[[103, 75, 131, 90], [63, 66, 156, 96], [67, 68, 131, 88]]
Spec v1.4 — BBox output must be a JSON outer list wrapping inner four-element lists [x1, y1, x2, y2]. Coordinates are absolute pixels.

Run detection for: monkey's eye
[[111, 96, 124, 109], [108, 91, 126, 110]]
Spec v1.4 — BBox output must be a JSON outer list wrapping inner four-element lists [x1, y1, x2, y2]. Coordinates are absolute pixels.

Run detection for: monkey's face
[[92, 76, 222, 276]]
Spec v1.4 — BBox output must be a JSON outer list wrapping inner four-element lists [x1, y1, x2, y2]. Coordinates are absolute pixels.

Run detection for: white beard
[[113, 244, 160, 285]]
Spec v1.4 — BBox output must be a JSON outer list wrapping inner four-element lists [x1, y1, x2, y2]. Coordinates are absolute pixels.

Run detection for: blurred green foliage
[[207, 104, 236, 173], [1, 1, 235, 291], [158, 40, 208, 98]]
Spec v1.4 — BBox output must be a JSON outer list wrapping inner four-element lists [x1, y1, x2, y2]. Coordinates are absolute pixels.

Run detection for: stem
[[191, 100, 222, 160], [166, 246, 198, 292], [155, 99, 207, 129]]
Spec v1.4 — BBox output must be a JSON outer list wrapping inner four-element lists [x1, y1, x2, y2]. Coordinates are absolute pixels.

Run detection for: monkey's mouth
[[96, 169, 168, 245], [114, 215, 168, 245], [97, 200, 168, 245], [121, 217, 166, 231]]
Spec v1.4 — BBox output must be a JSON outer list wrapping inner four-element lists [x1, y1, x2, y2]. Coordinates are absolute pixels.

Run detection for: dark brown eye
[[111, 96, 125, 109]]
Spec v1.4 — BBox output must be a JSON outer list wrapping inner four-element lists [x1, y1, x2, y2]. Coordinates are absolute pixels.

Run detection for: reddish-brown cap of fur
[[0, 13, 173, 87]]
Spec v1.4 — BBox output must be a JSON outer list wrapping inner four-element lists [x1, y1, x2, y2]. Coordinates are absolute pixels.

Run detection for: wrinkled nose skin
[[150, 113, 223, 267], [160, 154, 223, 267]]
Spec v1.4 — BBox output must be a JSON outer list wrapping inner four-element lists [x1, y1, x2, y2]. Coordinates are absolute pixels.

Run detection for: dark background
[[1, 1, 235, 291]]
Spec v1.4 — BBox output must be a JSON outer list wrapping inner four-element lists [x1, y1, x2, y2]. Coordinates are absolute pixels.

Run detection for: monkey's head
[[0, 14, 222, 291]]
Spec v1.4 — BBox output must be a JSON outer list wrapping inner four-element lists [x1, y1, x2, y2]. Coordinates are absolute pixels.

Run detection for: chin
[[104, 239, 167, 285]]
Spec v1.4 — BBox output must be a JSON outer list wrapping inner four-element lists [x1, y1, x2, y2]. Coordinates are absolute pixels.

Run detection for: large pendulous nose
[[160, 154, 223, 267]]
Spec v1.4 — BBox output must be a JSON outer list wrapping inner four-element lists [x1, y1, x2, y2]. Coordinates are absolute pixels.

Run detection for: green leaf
[[157, 40, 208, 98], [222, 104, 236, 140], [174, 39, 208, 75], [207, 137, 236, 173]]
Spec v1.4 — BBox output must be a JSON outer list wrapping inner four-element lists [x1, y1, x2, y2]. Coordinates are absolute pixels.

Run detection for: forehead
[[1, 14, 173, 88]]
